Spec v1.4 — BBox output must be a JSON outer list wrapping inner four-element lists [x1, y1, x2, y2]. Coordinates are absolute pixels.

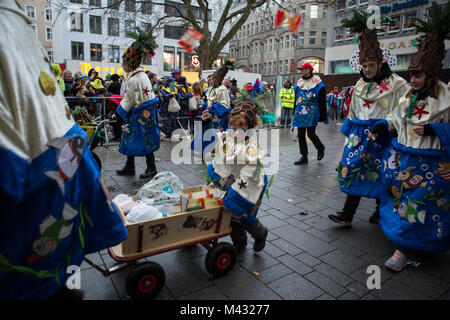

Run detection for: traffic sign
[[192, 55, 200, 67]]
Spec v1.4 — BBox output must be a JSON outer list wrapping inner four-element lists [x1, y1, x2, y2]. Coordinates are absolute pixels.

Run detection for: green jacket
[[279, 87, 295, 109]]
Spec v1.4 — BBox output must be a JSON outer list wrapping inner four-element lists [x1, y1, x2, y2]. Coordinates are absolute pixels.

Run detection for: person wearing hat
[[207, 100, 269, 252], [191, 59, 234, 157], [116, 27, 160, 180], [292, 62, 327, 165], [0, 0, 128, 299], [159, 76, 179, 139], [328, 11, 409, 227], [368, 1, 450, 271], [172, 69, 193, 132]]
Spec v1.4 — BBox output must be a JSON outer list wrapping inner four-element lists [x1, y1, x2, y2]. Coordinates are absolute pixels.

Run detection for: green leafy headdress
[[123, 27, 158, 69]]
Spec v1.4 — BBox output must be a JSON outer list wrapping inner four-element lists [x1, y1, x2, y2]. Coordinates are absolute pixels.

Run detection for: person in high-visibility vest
[[279, 80, 295, 127]]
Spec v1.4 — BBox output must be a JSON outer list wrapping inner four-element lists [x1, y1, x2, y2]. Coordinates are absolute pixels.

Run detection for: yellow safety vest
[[279, 87, 295, 109]]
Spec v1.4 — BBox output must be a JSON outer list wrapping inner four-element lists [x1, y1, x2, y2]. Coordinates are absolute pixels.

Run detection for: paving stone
[[393, 268, 450, 299], [277, 254, 313, 276], [80, 267, 120, 300], [303, 227, 338, 243], [267, 273, 324, 300], [302, 215, 343, 232], [346, 281, 371, 298], [319, 250, 366, 274], [438, 288, 450, 300], [258, 214, 289, 230], [295, 252, 322, 268], [263, 241, 288, 258], [254, 263, 294, 284], [329, 240, 366, 257], [213, 267, 281, 300], [360, 293, 380, 300], [271, 238, 303, 256], [271, 225, 336, 257], [370, 279, 432, 300], [178, 285, 228, 300], [315, 293, 337, 300], [313, 263, 355, 287], [304, 271, 347, 298], [284, 217, 311, 230], [337, 291, 360, 300], [237, 250, 280, 274], [296, 201, 329, 213]]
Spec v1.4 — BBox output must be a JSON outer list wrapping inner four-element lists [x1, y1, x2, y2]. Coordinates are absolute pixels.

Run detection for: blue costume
[[292, 75, 326, 128], [0, 1, 127, 298]]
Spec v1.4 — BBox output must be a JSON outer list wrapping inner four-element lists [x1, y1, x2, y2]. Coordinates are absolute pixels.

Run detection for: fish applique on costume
[[45, 136, 85, 194], [397, 167, 427, 189], [27, 204, 79, 264], [394, 200, 426, 224]]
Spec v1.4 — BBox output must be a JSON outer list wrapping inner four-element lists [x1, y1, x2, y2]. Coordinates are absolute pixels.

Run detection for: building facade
[[51, 0, 225, 78], [325, 0, 450, 75], [18, 0, 54, 61], [229, 0, 330, 84]]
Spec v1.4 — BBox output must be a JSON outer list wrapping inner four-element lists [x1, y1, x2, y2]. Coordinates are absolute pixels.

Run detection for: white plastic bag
[[289, 126, 298, 141], [113, 194, 138, 215], [188, 96, 198, 111], [168, 97, 181, 113], [138, 171, 184, 200], [126, 204, 162, 223]]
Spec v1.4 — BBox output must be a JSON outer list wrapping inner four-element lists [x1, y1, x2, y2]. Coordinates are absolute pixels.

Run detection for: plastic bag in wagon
[[137, 172, 184, 200]]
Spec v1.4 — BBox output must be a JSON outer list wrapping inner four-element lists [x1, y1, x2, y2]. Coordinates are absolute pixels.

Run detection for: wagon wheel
[[125, 262, 166, 300], [205, 242, 237, 277]]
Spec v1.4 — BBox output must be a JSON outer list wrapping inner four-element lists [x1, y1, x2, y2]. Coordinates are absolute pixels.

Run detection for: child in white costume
[[207, 101, 269, 252]]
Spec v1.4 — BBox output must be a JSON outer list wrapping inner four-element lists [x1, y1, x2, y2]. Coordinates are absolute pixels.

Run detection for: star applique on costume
[[362, 100, 374, 109], [142, 87, 150, 95], [413, 103, 429, 120], [376, 80, 390, 94], [238, 179, 247, 189]]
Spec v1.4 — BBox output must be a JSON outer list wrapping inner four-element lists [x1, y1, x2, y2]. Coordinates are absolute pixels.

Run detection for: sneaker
[[369, 210, 380, 224], [139, 169, 157, 180], [328, 212, 352, 227], [317, 146, 325, 161], [116, 166, 135, 176], [385, 250, 408, 271], [253, 229, 268, 252], [294, 155, 308, 165]]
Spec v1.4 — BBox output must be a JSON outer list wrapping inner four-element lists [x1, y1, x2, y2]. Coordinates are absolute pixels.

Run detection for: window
[[309, 31, 316, 45], [108, 18, 119, 36], [347, 0, 357, 9], [331, 60, 355, 74], [29, 24, 37, 38], [359, 0, 368, 5], [335, 27, 344, 42], [268, 62, 272, 74], [263, 63, 267, 75], [299, 57, 324, 73], [70, 12, 83, 32], [321, 32, 326, 46], [71, 41, 84, 60], [90, 43, 102, 62], [269, 39, 273, 52], [279, 61, 283, 74], [125, 20, 136, 37], [90, 15, 102, 34], [109, 45, 120, 63], [255, 42, 258, 54], [388, 15, 400, 33], [125, 0, 136, 12], [251, 23, 254, 34], [300, 6, 305, 20], [25, 5, 36, 19], [403, 12, 416, 31], [323, 6, 327, 19], [280, 37, 284, 49], [45, 8, 52, 22], [141, 22, 151, 33], [176, 51, 182, 69], [46, 27, 52, 41], [310, 5, 318, 19], [164, 47, 175, 71], [284, 60, 289, 73], [286, 35, 290, 48], [108, 0, 121, 10], [336, 0, 345, 11], [70, 0, 82, 3], [292, 34, 296, 47], [299, 32, 304, 46], [89, 0, 101, 6], [164, 25, 185, 39], [345, 28, 354, 40], [47, 51, 53, 63], [256, 21, 259, 33], [141, 1, 152, 15]]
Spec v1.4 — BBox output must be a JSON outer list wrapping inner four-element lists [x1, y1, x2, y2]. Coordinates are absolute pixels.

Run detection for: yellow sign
[[79, 62, 149, 78], [380, 39, 416, 51], [182, 71, 200, 85]]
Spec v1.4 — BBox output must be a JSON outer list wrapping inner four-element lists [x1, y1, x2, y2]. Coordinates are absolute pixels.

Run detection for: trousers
[[125, 153, 156, 171], [230, 218, 267, 246], [297, 126, 324, 155], [342, 195, 380, 221]]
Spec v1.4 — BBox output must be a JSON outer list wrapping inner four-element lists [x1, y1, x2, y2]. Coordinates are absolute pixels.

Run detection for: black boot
[[317, 146, 325, 161], [139, 168, 157, 180], [294, 155, 308, 165], [117, 157, 135, 176], [328, 211, 352, 227]]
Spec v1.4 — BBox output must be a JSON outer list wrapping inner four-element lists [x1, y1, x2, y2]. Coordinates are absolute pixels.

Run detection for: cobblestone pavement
[[81, 121, 450, 300]]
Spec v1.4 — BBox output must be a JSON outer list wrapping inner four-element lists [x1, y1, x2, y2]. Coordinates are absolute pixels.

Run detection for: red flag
[[178, 28, 204, 53], [274, 9, 301, 32]]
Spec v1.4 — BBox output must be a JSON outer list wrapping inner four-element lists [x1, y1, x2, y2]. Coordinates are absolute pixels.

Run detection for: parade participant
[[172, 69, 193, 131], [328, 86, 341, 121], [369, 2, 450, 271], [115, 27, 160, 180], [160, 77, 179, 139], [0, 0, 128, 299], [292, 63, 327, 165], [279, 80, 295, 127], [207, 101, 269, 252], [191, 59, 234, 156], [329, 11, 409, 227]]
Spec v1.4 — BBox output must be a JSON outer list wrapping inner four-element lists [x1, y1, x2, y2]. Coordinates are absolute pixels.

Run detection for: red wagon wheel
[[205, 242, 237, 277], [125, 262, 165, 300]]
